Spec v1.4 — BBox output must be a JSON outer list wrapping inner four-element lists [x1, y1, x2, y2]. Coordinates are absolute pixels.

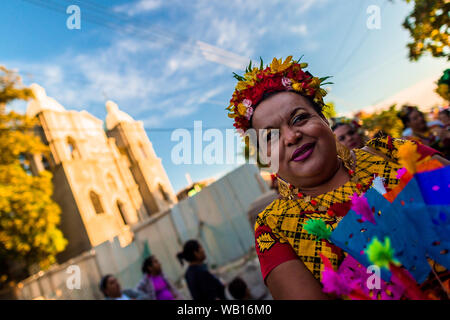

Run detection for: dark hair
[[177, 239, 200, 265], [331, 122, 350, 132], [439, 109, 449, 117], [99, 274, 113, 296], [249, 90, 325, 128], [141, 255, 156, 274], [228, 277, 248, 300], [398, 105, 422, 127]]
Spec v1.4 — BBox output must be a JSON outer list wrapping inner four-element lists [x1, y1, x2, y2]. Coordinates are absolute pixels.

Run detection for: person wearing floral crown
[[331, 117, 367, 150], [226, 56, 450, 299]]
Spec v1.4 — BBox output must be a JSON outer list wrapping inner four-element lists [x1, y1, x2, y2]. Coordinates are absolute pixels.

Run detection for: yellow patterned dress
[[254, 136, 438, 282]]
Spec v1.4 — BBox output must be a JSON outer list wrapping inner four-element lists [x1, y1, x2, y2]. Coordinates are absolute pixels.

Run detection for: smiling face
[[251, 91, 339, 188], [333, 124, 364, 149]]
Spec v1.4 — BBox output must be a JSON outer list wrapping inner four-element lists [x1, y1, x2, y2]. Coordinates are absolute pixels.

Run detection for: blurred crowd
[[330, 105, 450, 159], [98, 239, 268, 301]]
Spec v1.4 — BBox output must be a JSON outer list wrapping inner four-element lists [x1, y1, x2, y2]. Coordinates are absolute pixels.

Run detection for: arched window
[[116, 201, 128, 225], [89, 191, 104, 214], [41, 155, 51, 171], [67, 137, 80, 159], [158, 183, 171, 202], [106, 173, 117, 191]]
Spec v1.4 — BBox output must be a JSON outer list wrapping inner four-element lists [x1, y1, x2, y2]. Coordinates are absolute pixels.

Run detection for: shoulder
[[364, 135, 441, 161], [254, 223, 298, 282], [364, 136, 407, 161], [255, 198, 297, 231]]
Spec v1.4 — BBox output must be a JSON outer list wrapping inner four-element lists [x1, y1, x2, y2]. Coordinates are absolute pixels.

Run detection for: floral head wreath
[[226, 56, 332, 133], [331, 117, 361, 130]]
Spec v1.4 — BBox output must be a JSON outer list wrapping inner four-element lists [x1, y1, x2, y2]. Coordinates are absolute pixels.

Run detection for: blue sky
[[1, 0, 448, 192]]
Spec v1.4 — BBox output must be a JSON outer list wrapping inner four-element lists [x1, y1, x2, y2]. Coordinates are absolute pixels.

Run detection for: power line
[[20, 0, 200, 56], [331, 0, 390, 76], [327, 1, 365, 72]]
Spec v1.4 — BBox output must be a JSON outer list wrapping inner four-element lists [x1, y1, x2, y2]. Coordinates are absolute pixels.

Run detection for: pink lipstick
[[291, 142, 315, 162]]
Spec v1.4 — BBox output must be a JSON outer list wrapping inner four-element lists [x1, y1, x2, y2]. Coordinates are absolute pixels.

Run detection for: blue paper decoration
[[330, 166, 450, 284]]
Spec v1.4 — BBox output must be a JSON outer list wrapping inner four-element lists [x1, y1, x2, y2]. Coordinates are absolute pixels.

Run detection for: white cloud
[[196, 41, 249, 70], [290, 24, 308, 36], [113, 0, 162, 16]]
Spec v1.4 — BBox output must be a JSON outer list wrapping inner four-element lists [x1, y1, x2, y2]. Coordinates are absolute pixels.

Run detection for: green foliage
[[0, 66, 67, 286], [359, 105, 404, 138], [436, 68, 450, 102], [397, 0, 450, 61]]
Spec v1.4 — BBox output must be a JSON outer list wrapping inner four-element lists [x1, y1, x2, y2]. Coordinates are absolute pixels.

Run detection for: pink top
[[150, 275, 174, 300]]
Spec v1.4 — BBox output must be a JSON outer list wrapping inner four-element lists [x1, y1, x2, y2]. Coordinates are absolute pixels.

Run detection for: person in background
[[331, 118, 366, 150], [99, 274, 150, 300], [438, 108, 450, 128], [228, 277, 252, 300], [136, 255, 183, 300], [177, 240, 226, 300], [398, 105, 449, 159]]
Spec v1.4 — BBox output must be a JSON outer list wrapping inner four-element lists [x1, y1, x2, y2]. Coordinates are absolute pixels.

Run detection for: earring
[[335, 137, 359, 183]]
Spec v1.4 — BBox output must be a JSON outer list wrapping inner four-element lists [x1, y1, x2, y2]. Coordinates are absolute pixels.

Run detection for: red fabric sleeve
[[415, 142, 440, 160], [255, 224, 298, 282]]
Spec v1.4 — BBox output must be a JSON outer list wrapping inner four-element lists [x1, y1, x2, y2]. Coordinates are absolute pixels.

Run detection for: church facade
[[26, 84, 177, 262]]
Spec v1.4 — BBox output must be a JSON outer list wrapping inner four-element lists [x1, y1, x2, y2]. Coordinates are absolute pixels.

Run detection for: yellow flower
[[236, 103, 247, 116], [270, 56, 293, 73], [244, 67, 260, 83], [309, 77, 321, 88], [236, 81, 249, 91], [292, 82, 303, 92]]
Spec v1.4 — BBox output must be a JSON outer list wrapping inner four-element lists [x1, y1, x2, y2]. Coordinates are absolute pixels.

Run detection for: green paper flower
[[304, 219, 332, 241], [365, 237, 400, 269]]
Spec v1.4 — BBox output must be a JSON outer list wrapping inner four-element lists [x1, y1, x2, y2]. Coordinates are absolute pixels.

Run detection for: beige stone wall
[[107, 120, 177, 216]]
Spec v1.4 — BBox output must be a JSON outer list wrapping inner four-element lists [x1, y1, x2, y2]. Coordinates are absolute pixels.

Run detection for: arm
[[199, 270, 226, 300], [255, 225, 329, 300], [266, 260, 329, 300]]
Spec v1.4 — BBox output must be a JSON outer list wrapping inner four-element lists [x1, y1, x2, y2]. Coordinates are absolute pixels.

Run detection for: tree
[[357, 105, 404, 138], [398, 0, 450, 61], [0, 66, 67, 292], [436, 68, 450, 102]]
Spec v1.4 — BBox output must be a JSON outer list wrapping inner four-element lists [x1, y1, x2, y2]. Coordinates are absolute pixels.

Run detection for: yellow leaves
[[398, 141, 421, 174], [257, 232, 276, 252]]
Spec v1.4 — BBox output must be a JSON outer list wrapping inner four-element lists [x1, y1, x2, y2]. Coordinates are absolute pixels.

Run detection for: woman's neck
[[296, 159, 350, 197]]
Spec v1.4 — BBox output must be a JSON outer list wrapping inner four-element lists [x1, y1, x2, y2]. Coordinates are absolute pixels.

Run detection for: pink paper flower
[[350, 192, 376, 224], [396, 167, 407, 179]]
